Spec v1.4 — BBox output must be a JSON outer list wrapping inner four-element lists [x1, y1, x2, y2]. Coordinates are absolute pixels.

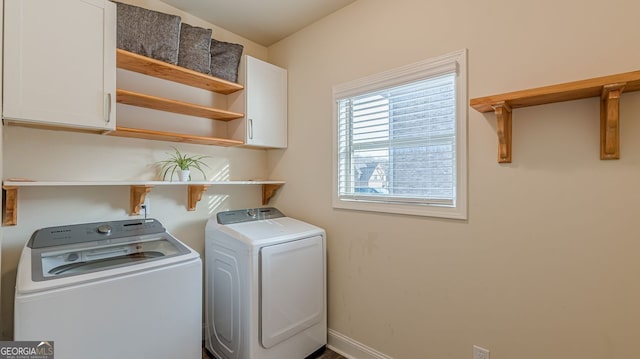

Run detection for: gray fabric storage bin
[[210, 39, 244, 83], [115, 2, 181, 65], [178, 23, 212, 74]]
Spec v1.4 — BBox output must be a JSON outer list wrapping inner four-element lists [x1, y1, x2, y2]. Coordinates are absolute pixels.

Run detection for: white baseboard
[[327, 329, 393, 359]]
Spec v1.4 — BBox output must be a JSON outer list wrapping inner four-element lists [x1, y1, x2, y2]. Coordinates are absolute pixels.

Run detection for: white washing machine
[[14, 218, 202, 359], [205, 207, 326, 359]]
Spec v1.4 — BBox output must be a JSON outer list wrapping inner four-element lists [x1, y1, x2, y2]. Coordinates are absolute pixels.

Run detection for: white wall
[[0, 0, 268, 339], [267, 0, 640, 358]]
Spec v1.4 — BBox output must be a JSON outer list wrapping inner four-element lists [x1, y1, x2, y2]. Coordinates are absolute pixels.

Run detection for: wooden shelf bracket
[[130, 185, 153, 216], [187, 184, 210, 211], [3, 185, 18, 226], [600, 83, 626, 160], [262, 184, 283, 205], [492, 102, 512, 163]]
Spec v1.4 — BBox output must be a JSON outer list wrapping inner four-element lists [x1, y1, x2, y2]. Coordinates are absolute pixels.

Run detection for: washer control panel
[[28, 219, 166, 249], [217, 207, 285, 225]]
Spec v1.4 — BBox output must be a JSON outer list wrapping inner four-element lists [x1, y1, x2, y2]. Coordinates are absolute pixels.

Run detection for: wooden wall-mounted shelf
[[117, 49, 243, 95], [115, 49, 246, 146], [107, 127, 244, 147], [116, 89, 243, 121], [470, 70, 640, 163], [2, 180, 284, 226]]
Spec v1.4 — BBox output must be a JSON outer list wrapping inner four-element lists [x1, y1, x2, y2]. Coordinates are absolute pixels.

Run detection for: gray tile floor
[[315, 348, 347, 359], [202, 347, 346, 359]]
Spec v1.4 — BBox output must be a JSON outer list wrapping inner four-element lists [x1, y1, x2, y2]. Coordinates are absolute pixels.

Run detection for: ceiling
[[161, 0, 357, 46]]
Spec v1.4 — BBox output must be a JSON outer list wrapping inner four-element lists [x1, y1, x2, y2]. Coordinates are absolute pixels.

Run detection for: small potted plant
[[157, 147, 210, 181]]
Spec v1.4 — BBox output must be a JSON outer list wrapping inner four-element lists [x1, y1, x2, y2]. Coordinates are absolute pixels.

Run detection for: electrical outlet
[[473, 345, 490, 359]]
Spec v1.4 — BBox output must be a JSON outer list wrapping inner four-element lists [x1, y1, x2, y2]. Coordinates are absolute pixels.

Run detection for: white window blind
[[332, 49, 467, 218]]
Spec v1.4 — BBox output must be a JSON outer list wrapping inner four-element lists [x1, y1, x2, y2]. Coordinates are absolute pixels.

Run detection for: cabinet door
[[3, 0, 116, 131], [244, 56, 287, 148]]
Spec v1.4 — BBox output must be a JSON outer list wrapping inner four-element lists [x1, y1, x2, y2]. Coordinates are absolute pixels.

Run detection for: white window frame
[[332, 49, 467, 219]]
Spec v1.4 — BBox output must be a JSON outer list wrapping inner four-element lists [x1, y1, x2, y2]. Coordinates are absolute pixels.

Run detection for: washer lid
[[27, 219, 191, 282], [29, 219, 166, 249], [35, 234, 189, 281], [219, 217, 325, 246]]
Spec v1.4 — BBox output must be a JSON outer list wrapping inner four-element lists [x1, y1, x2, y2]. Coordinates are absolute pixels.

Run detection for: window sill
[[333, 197, 467, 220]]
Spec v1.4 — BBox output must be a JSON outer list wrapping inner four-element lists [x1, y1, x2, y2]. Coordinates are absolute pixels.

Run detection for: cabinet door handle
[[105, 93, 112, 124], [248, 118, 254, 139]]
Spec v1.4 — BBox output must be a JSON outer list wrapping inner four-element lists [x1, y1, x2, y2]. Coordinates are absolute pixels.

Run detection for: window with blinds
[[332, 50, 467, 219]]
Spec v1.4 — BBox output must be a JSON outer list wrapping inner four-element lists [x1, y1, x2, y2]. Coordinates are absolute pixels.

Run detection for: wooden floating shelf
[[114, 49, 246, 147], [108, 126, 244, 147], [116, 49, 243, 95], [116, 89, 243, 121], [470, 70, 640, 163], [2, 180, 285, 225]]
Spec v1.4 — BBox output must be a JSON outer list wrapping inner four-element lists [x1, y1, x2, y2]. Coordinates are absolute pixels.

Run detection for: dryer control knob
[[97, 224, 112, 235]]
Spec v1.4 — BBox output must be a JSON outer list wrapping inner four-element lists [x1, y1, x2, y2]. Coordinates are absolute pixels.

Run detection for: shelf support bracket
[[187, 184, 210, 211], [2, 186, 18, 226], [130, 185, 153, 216], [600, 83, 626, 160], [492, 101, 512, 163], [262, 184, 283, 205]]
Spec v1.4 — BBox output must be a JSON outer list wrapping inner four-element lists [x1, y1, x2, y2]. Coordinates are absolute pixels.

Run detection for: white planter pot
[[178, 169, 190, 181]]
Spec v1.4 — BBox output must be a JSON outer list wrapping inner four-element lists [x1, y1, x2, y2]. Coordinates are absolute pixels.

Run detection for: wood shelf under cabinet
[[116, 89, 243, 121], [117, 49, 243, 94], [2, 180, 285, 226], [108, 127, 244, 147], [470, 70, 640, 163]]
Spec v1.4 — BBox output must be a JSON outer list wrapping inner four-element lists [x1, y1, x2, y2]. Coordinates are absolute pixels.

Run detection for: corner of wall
[[0, 0, 5, 338], [328, 329, 393, 359]]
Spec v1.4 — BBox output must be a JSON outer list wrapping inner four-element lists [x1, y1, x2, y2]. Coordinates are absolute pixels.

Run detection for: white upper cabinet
[[229, 56, 288, 148], [3, 0, 116, 131]]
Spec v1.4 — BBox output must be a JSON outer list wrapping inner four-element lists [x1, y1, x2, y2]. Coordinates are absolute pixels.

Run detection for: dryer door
[[260, 235, 324, 349]]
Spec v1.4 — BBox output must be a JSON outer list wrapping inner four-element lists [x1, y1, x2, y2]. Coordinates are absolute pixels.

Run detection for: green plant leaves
[[157, 146, 210, 181]]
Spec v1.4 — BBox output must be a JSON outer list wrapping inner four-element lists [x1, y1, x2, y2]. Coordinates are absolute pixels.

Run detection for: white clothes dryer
[[14, 219, 202, 359], [205, 208, 326, 359]]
